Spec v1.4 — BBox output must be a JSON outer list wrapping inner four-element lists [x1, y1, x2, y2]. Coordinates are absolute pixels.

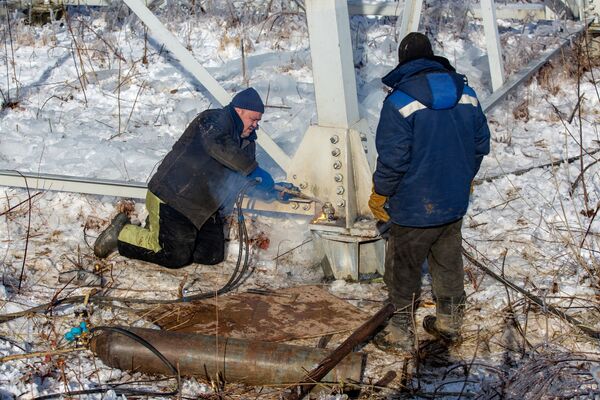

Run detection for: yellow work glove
[[368, 188, 390, 222]]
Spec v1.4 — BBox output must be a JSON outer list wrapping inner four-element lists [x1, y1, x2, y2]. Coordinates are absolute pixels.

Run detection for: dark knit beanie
[[230, 87, 264, 113], [397, 32, 434, 64]]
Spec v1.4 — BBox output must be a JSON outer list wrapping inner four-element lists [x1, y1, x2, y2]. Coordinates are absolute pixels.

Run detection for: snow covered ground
[[1, 1, 600, 399]]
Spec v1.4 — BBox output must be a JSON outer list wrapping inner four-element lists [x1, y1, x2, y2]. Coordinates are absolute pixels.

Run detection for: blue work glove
[[274, 182, 300, 202], [248, 166, 274, 191]]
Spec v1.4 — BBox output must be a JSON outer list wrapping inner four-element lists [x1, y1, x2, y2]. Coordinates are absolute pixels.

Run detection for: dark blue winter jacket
[[373, 57, 490, 227]]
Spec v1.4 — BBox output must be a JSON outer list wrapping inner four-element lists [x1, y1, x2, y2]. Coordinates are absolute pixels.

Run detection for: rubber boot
[[423, 294, 465, 345], [93, 213, 130, 258], [373, 307, 414, 353]]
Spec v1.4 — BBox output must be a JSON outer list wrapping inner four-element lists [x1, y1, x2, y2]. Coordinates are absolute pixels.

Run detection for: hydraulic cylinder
[[90, 326, 365, 385]]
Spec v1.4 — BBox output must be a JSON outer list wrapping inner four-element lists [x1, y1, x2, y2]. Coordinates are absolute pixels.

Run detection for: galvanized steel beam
[[481, 0, 505, 91], [481, 24, 586, 113], [0, 170, 316, 216], [347, 0, 548, 20], [305, 0, 359, 128], [397, 0, 423, 41]]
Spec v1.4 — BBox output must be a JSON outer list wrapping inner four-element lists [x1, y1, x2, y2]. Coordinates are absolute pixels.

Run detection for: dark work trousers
[[118, 202, 225, 269], [384, 219, 464, 310]]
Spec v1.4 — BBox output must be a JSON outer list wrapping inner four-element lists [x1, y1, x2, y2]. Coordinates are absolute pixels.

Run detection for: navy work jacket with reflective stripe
[[373, 57, 490, 227]]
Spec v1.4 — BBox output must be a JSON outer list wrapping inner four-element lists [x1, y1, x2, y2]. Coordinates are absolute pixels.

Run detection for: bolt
[[330, 135, 339, 144], [291, 202, 299, 210], [334, 174, 343, 182], [299, 182, 308, 189], [331, 148, 341, 157], [336, 186, 345, 195], [360, 133, 367, 141], [292, 174, 297, 179], [302, 203, 311, 211], [363, 144, 368, 153], [336, 199, 346, 207], [333, 161, 342, 170]]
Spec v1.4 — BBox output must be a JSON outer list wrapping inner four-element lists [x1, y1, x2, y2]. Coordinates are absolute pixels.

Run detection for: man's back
[[374, 57, 490, 227]]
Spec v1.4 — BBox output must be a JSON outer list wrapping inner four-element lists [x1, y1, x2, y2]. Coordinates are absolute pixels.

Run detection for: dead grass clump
[[512, 99, 529, 122], [493, 351, 600, 399], [115, 199, 136, 216], [536, 61, 561, 96]]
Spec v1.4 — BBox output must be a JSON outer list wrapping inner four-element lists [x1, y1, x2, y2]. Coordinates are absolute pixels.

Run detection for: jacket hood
[[382, 57, 465, 110]]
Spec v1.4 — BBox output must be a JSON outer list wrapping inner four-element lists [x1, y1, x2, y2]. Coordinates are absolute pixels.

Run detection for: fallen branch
[[474, 148, 600, 185], [285, 302, 395, 400], [462, 244, 600, 340]]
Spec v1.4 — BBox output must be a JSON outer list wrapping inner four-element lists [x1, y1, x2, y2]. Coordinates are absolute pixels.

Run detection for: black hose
[[31, 326, 180, 399]]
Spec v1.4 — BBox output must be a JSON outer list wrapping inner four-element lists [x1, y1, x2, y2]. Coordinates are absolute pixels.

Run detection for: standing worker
[[369, 33, 490, 350], [94, 87, 293, 268]]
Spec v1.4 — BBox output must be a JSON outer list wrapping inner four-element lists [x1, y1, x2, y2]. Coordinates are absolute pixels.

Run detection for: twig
[[569, 158, 600, 196], [0, 192, 42, 217], [272, 238, 313, 260], [14, 172, 32, 293], [580, 200, 600, 248], [0, 347, 86, 363], [462, 242, 600, 340], [474, 148, 600, 185]]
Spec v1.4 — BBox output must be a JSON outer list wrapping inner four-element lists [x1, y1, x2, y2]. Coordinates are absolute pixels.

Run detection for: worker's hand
[[274, 181, 300, 202], [248, 166, 275, 191], [368, 188, 390, 222]]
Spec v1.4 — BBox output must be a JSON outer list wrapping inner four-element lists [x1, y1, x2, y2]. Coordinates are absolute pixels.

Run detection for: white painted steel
[[347, 1, 547, 20], [469, 4, 547, 20], [481, 0, 505, 91], [398, 0, 423, 40], [0, 170, 315, 215], [0, 170, 147, 199], [122, 0, 291, 171], [481, 24, 586, 113], [3, 0, 114, 6], [305, 0, 360, 128]]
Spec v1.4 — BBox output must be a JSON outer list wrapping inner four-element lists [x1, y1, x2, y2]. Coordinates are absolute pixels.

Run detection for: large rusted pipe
[[90, 327, 365, 385]]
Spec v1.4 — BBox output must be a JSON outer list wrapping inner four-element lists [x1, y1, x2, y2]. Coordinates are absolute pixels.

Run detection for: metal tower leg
[[398, 0, 423, 40], [290, 0, 384, 280], [481, 0, 505, 91]]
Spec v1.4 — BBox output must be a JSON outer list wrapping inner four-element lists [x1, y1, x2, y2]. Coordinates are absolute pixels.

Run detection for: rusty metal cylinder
[[90, 327, 365, 385]]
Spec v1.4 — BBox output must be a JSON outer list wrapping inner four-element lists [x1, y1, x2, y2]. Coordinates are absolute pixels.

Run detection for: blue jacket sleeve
[[473, 105, 491, 175], [373, 98, 413, 197]]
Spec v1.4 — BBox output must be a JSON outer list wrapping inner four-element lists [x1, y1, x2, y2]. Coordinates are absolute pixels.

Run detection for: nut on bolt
[[336, 199, 346, 207], [333, 161, 342, 170], [330, 135, 339, 144], [331, 148, 341, 157], [336, 186, 345, 195], [334, 174, 343, 182]]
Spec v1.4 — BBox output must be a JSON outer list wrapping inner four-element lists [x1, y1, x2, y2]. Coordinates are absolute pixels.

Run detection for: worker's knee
[[159, 249, 194, 269], [193, 244, 224, 265]]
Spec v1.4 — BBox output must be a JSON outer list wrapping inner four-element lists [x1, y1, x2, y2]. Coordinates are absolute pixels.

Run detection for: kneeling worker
[[94, 87, 291, 268]]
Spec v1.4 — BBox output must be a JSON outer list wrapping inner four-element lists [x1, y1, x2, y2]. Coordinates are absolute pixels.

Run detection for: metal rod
[[482, 24, 587, 113], [274, 184, 323, 204], [286, 302, 395, 400]]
